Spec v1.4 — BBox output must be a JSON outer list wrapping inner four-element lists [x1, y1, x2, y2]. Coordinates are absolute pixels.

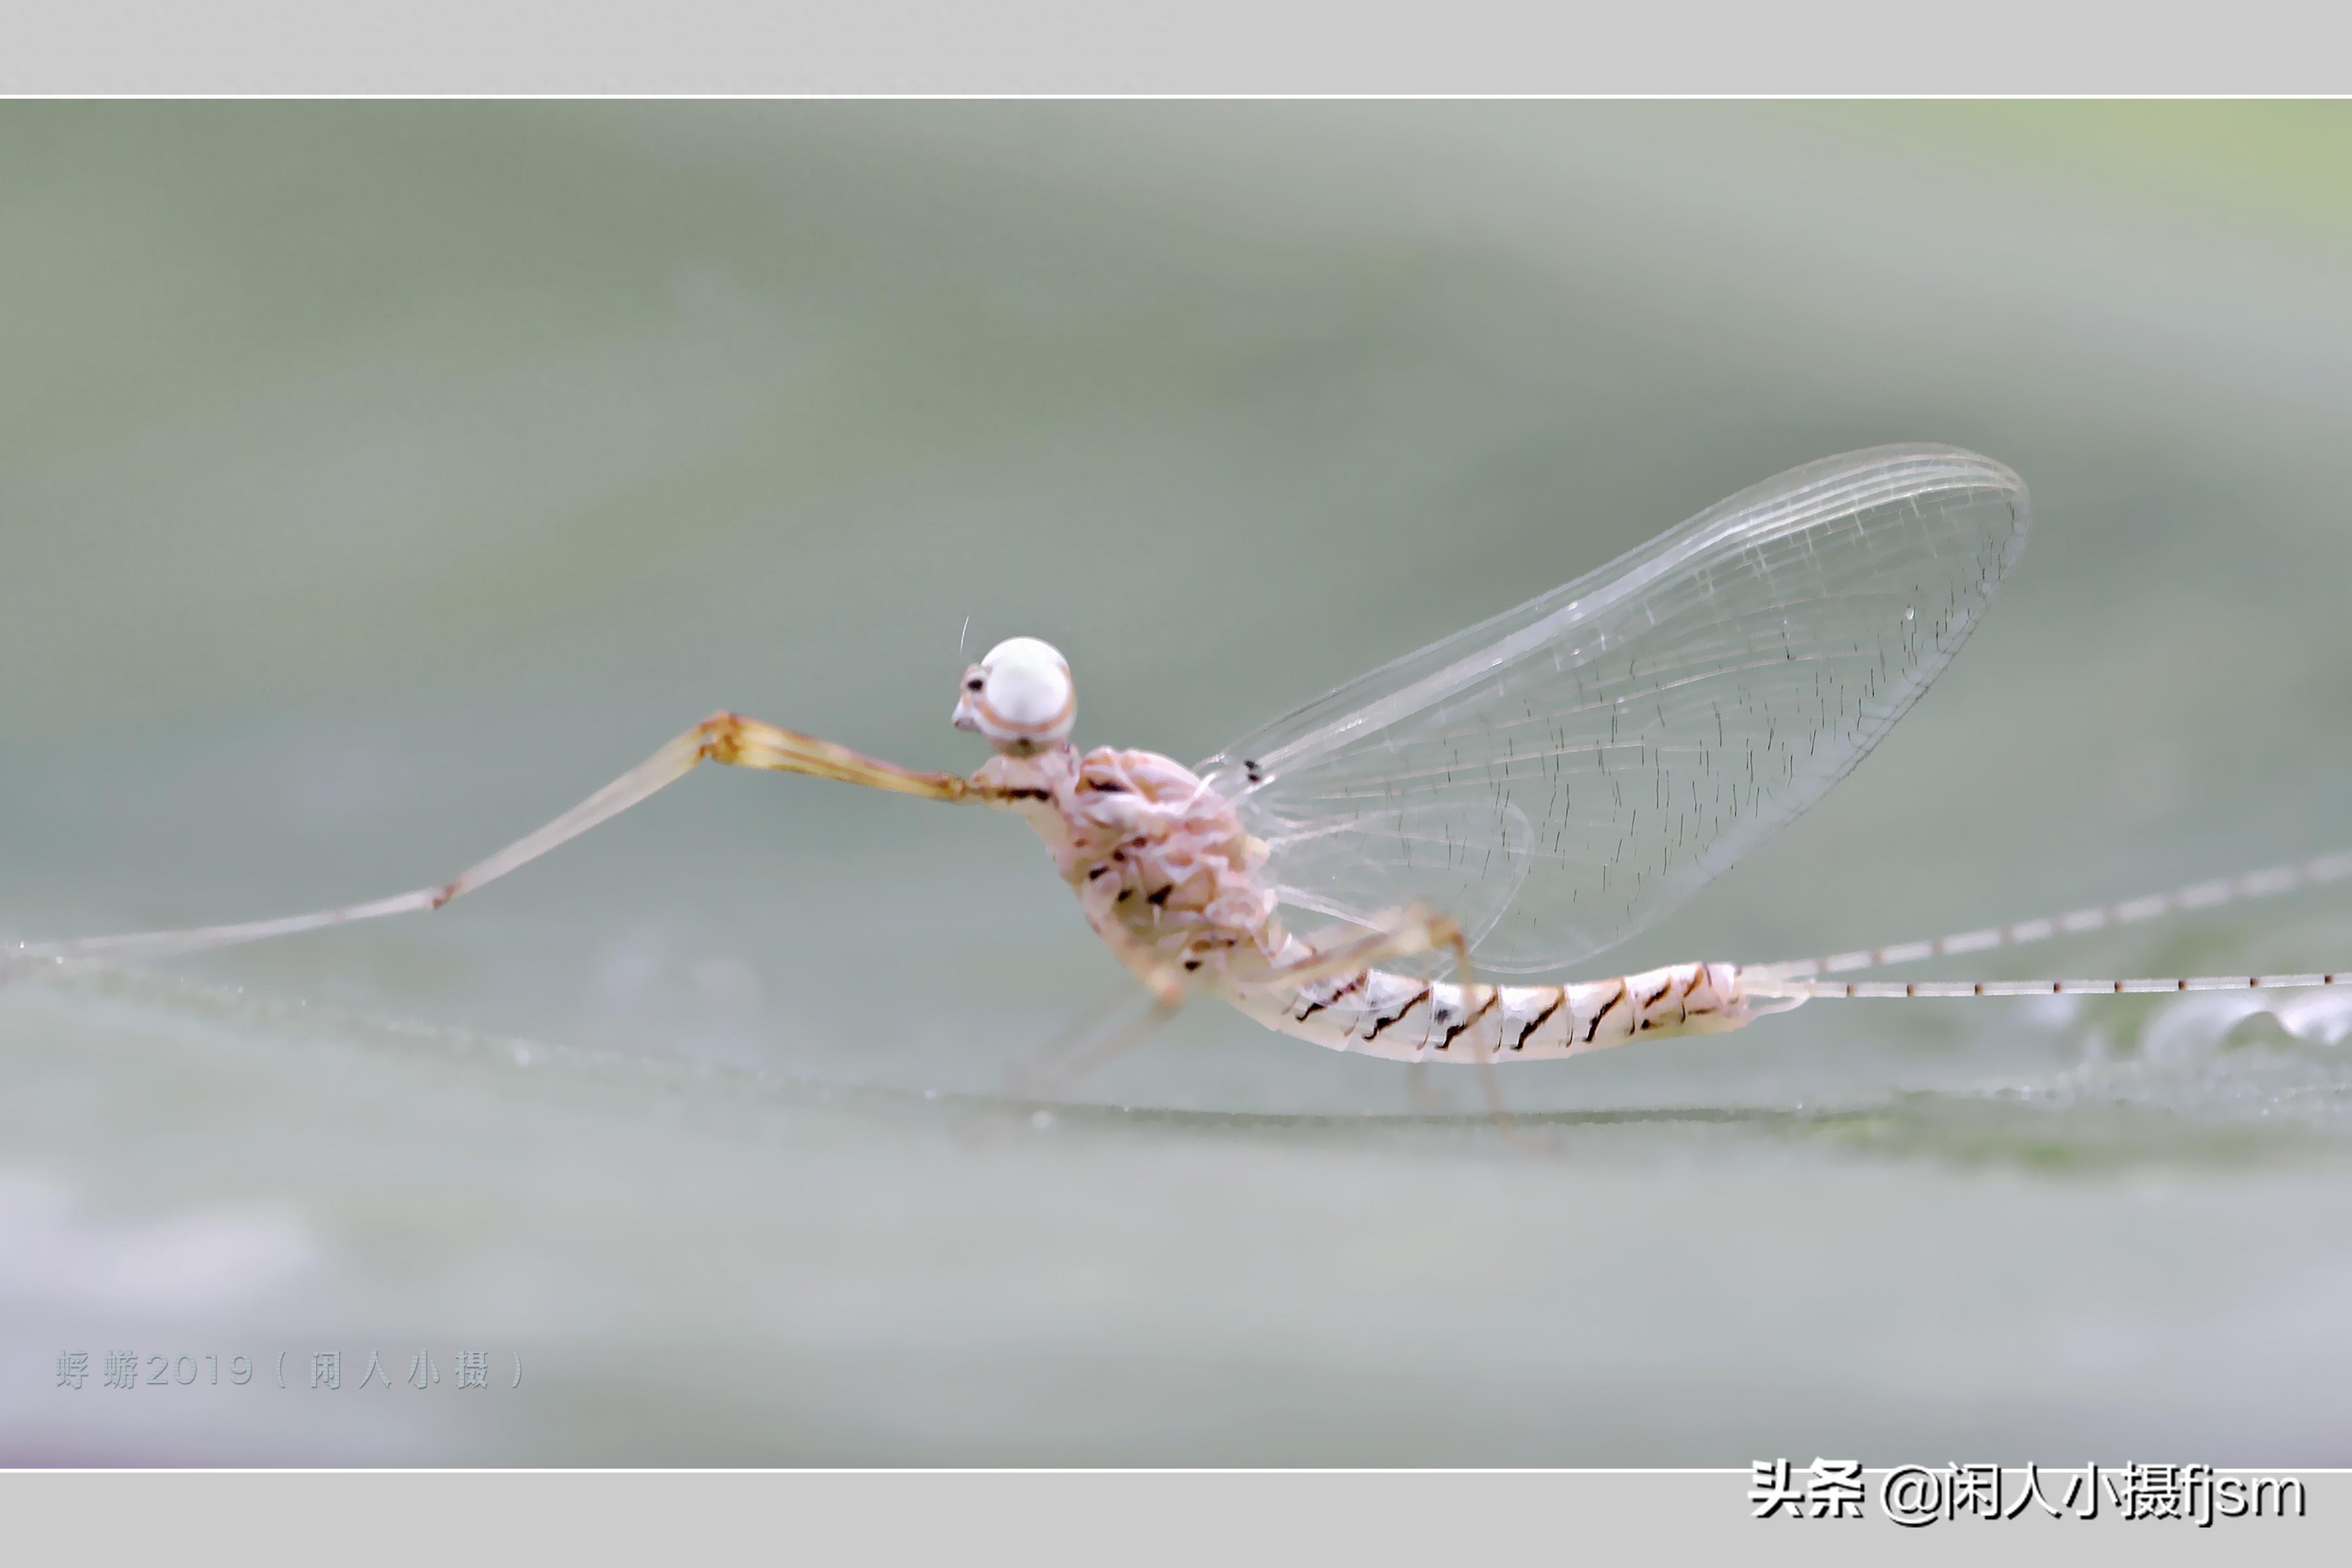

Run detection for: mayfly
[[15, 445, 2349, 1067]]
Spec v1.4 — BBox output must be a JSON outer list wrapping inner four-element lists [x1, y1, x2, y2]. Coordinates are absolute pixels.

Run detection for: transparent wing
[[1197, 444, 2031, 975]]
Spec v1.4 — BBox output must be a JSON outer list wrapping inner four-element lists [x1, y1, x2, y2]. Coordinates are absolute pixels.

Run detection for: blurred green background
[[5, 103, 2352, 1463]]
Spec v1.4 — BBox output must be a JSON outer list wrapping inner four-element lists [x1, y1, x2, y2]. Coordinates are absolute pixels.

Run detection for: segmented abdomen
[[1228, 961, 1757, 1063]]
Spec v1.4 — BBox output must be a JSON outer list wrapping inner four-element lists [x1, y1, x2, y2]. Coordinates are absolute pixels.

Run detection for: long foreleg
[[12, 713, 984, 967]]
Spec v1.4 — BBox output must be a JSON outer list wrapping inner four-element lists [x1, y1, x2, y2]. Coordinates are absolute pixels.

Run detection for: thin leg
[[1075, 872, 1191, 1010], [1231, 904, 1464, 991], [1009, 980, 1184, 1104], [1238, 906, 1515, 1131], [12, 712, 981, 967], [1011, 870, 1201, 1096], [1401, 1060, 1452, 1118], [1430, 921, 1511, 1128], [1017, 906, 1467, 1107]]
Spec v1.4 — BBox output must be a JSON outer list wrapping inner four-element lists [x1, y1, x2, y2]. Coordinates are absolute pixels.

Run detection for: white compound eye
[[953, 636, 1076, 749]]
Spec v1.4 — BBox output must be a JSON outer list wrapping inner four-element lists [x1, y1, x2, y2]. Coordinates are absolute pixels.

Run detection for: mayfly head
[[953, 636, 1076, 754]]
